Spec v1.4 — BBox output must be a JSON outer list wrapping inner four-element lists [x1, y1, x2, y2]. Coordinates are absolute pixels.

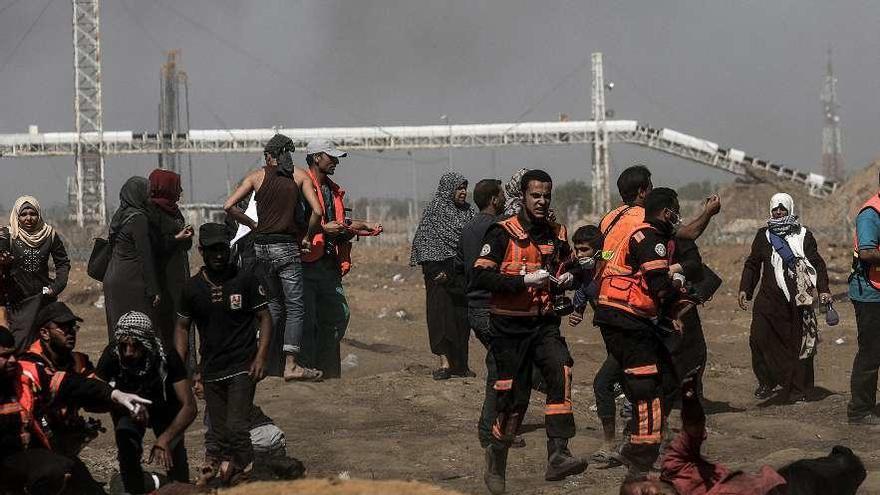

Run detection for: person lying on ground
[[619, 378, 866, 495]]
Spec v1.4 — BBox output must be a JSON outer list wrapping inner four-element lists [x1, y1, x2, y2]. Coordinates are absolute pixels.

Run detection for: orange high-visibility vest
[[486, 216, 568, 317], [598, 222, 671, 319], [3, 365, 51, 450], [302, 169, 353, 275], [853, 194, 880, 291], [599, 204, 645, 264]]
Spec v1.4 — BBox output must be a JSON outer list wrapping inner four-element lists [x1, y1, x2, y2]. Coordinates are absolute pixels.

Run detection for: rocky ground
[[58, 239, 880, 494]]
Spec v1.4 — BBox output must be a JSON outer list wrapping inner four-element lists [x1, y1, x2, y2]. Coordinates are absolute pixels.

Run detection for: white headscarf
[[9, 196, 54, 248], [769, 193, 795, 217]]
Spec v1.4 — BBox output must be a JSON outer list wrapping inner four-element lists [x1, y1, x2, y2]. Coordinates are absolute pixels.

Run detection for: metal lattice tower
[[591, 52, 611, 214], [72, 0, 106, 226], [158, 50, 194, 197], [821, 47, 844, 182]]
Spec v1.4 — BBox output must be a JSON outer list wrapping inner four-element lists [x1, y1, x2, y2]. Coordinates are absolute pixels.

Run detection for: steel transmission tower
[[72, 0, 106, 226], [821, 48, 844, 181], [591, 52, 611, 214]]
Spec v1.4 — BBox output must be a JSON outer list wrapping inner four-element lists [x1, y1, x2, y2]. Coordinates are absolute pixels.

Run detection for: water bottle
[[825, 302, 840, 327]]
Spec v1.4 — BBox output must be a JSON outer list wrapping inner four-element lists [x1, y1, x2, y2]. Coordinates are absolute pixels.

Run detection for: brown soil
[[61, 237, 880, 495]]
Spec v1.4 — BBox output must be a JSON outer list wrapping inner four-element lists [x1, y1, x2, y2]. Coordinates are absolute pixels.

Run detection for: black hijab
[[110, 177, 150, 235]]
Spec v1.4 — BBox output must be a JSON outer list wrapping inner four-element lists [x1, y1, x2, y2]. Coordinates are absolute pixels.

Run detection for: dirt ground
[[62, 242, 880, 494]]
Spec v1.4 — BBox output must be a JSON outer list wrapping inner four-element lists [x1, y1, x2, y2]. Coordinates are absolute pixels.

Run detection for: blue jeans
[[255, 242, 304, 355]]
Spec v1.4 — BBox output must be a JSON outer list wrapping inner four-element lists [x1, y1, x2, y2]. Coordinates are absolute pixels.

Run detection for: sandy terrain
[[58, 240, 880, 494]]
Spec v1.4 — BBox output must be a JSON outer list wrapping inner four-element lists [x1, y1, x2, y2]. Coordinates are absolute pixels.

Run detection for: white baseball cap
[[305, 139, 347, 158]]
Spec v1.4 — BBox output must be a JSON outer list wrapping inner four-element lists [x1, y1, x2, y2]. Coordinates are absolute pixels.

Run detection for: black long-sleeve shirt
[[456, 212, 500, 309], [0, 227, 70, 304]]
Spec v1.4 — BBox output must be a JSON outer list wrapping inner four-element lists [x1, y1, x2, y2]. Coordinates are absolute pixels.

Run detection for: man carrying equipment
[[594, 187, 691, 477], [473, 169, 586, 494]]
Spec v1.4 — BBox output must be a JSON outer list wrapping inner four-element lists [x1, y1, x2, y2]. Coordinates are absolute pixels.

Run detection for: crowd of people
[[0, 130, 876, 493], [411, 164, 873, 494], [0, 134, 375, 493]]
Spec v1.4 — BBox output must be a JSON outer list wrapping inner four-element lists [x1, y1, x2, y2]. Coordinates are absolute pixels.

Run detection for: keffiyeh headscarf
[[9, 196, 54, 248], [114, 311, 168, 399], [410, 172, 475, 265], [503, 168, 528, 217], [766, 192, 801, 237]]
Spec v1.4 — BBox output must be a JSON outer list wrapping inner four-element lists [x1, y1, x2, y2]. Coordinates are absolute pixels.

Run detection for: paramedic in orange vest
[[21, 302, 104, 459], [300, 139, 383, 379], [0, 326, 151, 494], [848, 172, 880, 425], [594, 187, 686, 477], [473, 169, 586, 494]]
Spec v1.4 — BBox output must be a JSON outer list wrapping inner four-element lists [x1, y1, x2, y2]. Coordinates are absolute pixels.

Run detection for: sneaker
[[754, 385, 775, 400], [848, 414, 880, 426]]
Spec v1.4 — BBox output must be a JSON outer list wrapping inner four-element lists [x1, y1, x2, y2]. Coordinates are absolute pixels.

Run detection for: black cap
[[199, 223, 229, 248], [263, 133, 295, 156], [34, 302, 83, 330]]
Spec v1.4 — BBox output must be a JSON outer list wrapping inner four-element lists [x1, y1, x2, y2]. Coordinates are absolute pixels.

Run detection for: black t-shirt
[[178, 267, 268, 381], [95, 345, 187, 409]]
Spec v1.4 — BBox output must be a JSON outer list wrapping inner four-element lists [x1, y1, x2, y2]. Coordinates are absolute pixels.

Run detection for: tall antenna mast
[[821, 47, 844, 181]]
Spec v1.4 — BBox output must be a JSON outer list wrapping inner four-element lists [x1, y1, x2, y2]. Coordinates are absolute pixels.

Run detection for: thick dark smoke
[[0, 0, 877, 208]]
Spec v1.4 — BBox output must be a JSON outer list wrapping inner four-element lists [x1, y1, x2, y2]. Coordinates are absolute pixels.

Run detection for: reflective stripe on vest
[[853, 194, 880, 291], [597, 222, 669, 319], [488, 216, 568, 317]]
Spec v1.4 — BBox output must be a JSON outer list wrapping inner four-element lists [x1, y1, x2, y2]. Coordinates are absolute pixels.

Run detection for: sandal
[[284, 366, 324, 382]]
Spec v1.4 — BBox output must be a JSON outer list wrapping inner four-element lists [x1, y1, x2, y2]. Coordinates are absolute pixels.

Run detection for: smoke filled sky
[[0, 0, 877, 208]]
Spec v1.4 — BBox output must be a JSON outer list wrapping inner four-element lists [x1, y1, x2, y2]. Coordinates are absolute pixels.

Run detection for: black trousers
[[849, 301, 880, 418], [204, 373, 256, 468], [0, 448, 106, 495], [599, 323, 665, 448], [489, 316, 574, 447], [114, 408, 188, 494], [470, 307, 495, 447], [594, 354, 624, 420]]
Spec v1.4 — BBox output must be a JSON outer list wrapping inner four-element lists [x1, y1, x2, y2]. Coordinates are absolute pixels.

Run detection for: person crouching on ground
[[175, 222, 272, 484], [473, 169, 587, 494], [96, 312, 197, 494]]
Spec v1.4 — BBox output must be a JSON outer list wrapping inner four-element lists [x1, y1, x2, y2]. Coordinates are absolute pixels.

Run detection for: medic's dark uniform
[[594, 216, 682, 465], [473, 210, 574, 445]]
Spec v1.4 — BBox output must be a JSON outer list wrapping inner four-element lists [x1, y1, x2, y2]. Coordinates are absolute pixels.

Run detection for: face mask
[[578, 256, 596, 270], [668, 209, 683, 233]]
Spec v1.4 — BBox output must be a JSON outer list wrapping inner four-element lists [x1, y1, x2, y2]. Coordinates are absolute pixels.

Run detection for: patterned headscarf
[[503, 168, 528, 217], [767, 192, 801, 237], [410, 172, 475, 265], [9, 196, 54, 248], [114, 311, 168, 400]]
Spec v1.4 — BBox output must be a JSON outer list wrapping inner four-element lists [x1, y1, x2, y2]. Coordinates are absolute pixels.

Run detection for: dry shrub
[[220, 479, 465, 495]]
